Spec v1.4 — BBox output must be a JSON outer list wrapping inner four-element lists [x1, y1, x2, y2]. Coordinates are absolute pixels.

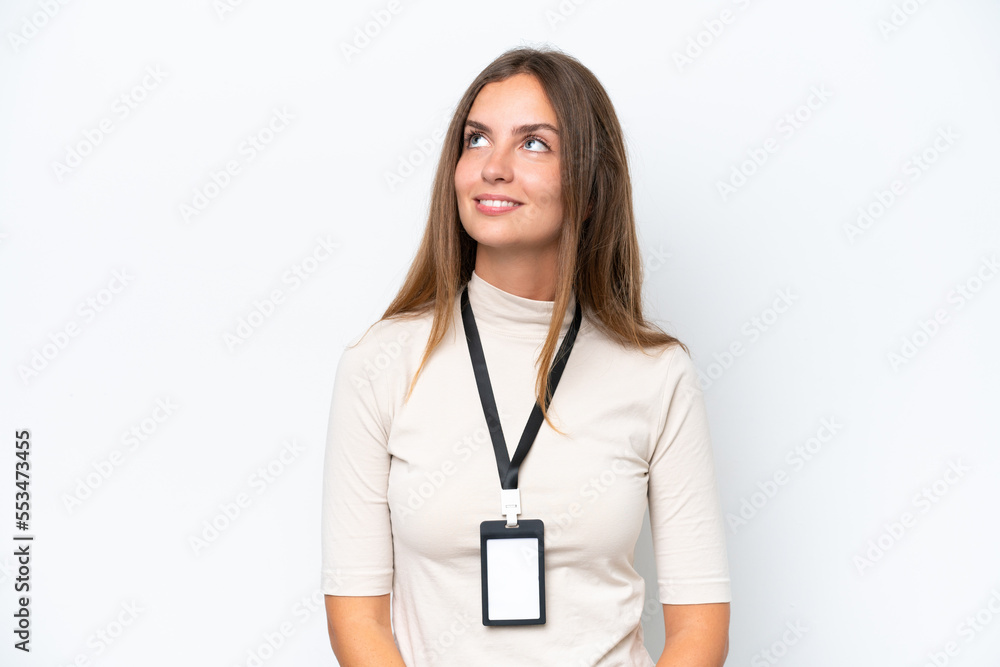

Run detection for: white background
[[2, 0, 999, 665]]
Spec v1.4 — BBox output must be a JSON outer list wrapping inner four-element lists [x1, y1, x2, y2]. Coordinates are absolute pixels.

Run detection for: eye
[[463, 131, 551, 152], [524, 136, 550, 152], [464, 131, 487, 148]]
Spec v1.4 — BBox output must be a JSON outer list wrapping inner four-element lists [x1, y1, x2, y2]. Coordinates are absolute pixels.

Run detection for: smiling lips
[[475, 196, 523, 215]]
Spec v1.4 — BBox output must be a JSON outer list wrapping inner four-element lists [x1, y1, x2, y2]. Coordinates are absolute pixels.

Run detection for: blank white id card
[[480, 519, 546, 626]]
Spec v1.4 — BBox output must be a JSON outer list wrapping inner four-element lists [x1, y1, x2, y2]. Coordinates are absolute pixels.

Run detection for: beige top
[[321, 270, 731, 666]]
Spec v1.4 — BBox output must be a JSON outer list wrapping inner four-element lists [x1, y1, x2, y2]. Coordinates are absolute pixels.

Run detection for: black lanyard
[[460, 283, 583, 492]]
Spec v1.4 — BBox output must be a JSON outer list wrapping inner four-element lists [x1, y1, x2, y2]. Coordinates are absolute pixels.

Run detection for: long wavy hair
[[357, 45, 686, 433]]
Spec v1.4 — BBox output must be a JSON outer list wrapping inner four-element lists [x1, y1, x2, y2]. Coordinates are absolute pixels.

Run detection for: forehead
[[467, 73, 558, 127]]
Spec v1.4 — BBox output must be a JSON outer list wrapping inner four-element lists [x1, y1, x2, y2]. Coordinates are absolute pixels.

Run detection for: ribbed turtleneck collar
[[465, 269, 578, 338]]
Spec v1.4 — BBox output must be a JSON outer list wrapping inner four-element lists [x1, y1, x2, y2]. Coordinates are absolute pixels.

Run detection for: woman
[[322, 46, 731, 666]]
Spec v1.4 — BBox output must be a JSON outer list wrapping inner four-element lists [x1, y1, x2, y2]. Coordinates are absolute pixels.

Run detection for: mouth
[[474, 196, 523, 215]]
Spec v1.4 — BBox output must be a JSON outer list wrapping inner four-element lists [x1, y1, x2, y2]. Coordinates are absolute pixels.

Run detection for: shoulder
[[580, 321, 694, 382], [661, 343, 702, 393], [346, 310, 431, 351], [645, 342, 703, 409], [335, 308, 437, 386]]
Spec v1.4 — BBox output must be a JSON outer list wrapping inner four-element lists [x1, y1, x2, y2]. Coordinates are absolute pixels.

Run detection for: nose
[[481, 144, 513, 183]]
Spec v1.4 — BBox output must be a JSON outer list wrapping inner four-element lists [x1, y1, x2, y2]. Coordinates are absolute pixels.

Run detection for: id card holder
[[480, 519, 545, 626]]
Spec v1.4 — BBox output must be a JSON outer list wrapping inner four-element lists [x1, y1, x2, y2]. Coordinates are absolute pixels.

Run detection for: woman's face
[[454, 73, 562, 267]]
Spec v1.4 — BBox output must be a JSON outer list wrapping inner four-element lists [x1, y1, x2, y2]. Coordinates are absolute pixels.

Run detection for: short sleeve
[[320, 335, 394, 595], [647, 346, 732, 604]]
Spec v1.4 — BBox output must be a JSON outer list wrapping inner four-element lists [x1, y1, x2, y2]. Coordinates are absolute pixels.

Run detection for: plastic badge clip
[[500, 488, 521, 527]]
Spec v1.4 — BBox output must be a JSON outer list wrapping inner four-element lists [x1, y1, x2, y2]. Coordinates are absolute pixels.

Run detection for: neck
[[473, 245, 559, 301], [465, 268, 577, 338]]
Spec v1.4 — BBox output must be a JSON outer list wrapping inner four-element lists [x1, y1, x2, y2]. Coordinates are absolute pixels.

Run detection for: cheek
[[453, 161, 468, 194], [524, 168, 562, 213], [454, 156, 479, 191]]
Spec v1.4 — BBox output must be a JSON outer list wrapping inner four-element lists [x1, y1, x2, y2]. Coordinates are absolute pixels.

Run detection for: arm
[[325, 594, 407, 667], [656, 602, 730, 667], [321, 335, 399, 661], [647, 348, 733, 664]]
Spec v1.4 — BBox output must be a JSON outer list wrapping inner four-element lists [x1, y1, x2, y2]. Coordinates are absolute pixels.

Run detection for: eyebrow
[[464, 119, 559, 136]]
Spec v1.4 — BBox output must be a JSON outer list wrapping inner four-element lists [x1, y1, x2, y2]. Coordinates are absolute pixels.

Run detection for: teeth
[[479, 199, 519, 208]]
